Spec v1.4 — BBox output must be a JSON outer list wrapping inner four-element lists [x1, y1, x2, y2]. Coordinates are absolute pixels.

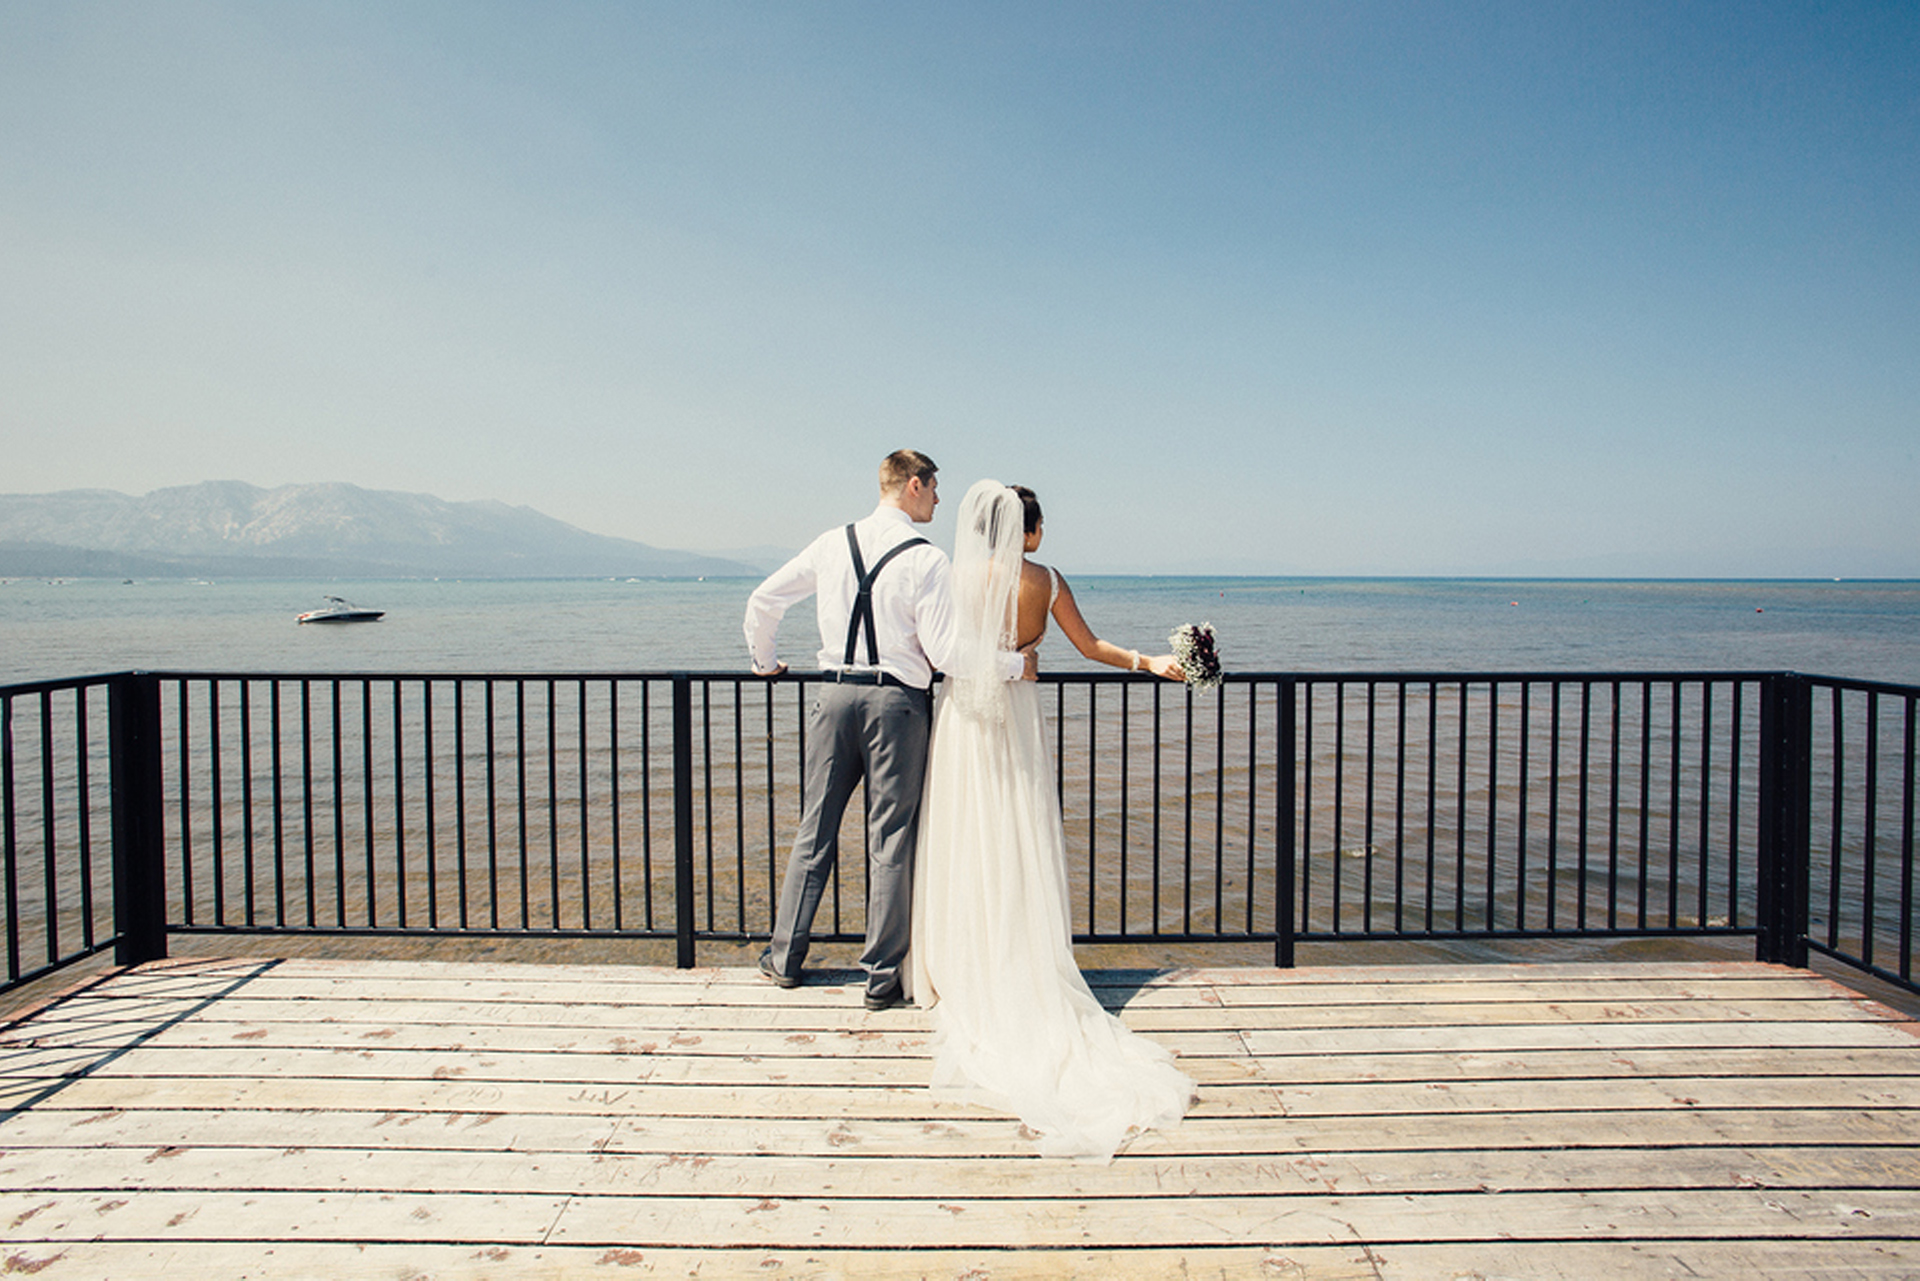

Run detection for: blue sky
[[3, 1, 1915, 575]]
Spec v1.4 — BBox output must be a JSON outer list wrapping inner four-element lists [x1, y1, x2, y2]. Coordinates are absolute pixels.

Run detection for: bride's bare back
[[1015, 560, 1055, 649]]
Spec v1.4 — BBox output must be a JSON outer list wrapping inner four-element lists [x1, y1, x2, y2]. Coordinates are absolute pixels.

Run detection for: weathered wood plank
[[11, 1068, 1919, 1121], [9, 1238, 1917, 1281], [6, 1142, 1918, 1200], [77, 969, 1843, 1008], [9, 1185, 1914, 1248], [15, 1011, 1911, 1066], [7, 1104, 1918, 1158], [6, 1040, 1915, 1096], [16, 991, 1886, 1036]]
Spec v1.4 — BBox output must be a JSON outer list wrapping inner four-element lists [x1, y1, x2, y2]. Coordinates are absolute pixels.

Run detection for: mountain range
[[0, 482, 772, 579]]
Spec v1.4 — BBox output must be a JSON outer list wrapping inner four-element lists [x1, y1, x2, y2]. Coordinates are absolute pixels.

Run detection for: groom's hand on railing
[[753, 662, 789, 678]]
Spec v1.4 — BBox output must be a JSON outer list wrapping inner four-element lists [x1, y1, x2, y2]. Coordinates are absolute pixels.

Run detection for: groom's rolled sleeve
[[744, 551, 817, 673]]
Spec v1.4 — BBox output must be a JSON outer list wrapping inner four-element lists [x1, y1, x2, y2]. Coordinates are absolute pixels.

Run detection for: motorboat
[[297, 595, 385, 624]]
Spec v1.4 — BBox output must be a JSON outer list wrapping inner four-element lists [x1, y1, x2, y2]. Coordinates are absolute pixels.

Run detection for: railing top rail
[[8, 668, 1916, 699], [1802, 674, 1920, 698], [0, 672, 129, 698]]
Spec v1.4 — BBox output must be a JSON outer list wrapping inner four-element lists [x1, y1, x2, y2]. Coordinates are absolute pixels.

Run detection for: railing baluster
[[1638, 681, 1652, 930], [1862, 692, 1881, 967], [1667, 681, 1683, 928], [731, 679, 745, 936], [1577, 681, 1591, 932], [1424, 680, 1438, 935], [1517, 681, 1530, 932], [672, 673, 695, 967], [701, 679, 716, 935], [1827, 685, 1845, 951], [363, 680, 377, 928], [207, 681, 223, 927], [271, 680, 286, 927], [1299, 680, 1314, 934], [1547, 682, 1562, 932], [3, 694, 18, 980], [301, 680, 316, 928], [240, 681, 255, 927], [1729, 680, 1745, 929], [1698, 681, 1714, 929], [77, 691, 96, 952], [1331, 681, 1345, 932], [1393, 682, 1406, 934], [426, 679, 439, 930], [455, 679, 469, 930], [41, 690, 59, 963], [485, 680, 499, 930], [610, 678, 624, 932], [170, 683, 187, 931], [1455, 680, 1469, 930], [1276, 677, 1296, 968], [331, 681, 346, 928], [1607, 680, 1622, 930], [1901, 693, 1915, 984], [579, 679, 591, 932], [1212, 682, 1225, 937], [1486, 681, 1499, 931], [546, 679, 559, 932], [1362, 681, 1376, 933], [514, 679, 529, 929], [1244, 682, 1259, 937], [1085, 684, 1099, 933]]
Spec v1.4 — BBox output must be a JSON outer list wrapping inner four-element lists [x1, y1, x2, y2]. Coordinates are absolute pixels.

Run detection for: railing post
[[671, 673, 697, 968], [109, 672, 168, 967], [1756, 673, 1811, 967], [1276, 678, 1297, 968]]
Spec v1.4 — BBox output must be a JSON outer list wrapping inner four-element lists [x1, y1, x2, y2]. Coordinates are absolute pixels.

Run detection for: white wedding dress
[[909, 481, 1195, 1160]]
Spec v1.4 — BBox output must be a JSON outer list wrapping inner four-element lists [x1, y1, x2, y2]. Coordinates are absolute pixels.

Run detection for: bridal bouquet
[[1169, 622, 1223, 691]]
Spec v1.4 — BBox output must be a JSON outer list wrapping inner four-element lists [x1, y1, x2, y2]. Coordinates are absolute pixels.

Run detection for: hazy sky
[[3, 2, 1915, 576]]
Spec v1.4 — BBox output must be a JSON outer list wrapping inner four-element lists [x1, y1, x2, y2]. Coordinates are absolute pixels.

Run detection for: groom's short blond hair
[[879, 449, 938, 496]]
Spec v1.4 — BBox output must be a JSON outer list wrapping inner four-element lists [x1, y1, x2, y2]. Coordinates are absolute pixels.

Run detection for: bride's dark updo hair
[[1010, 485, 1042, 535]]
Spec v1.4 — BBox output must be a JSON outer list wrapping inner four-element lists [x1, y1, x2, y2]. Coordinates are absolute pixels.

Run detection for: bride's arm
[[1050, 575, 1184, 680]]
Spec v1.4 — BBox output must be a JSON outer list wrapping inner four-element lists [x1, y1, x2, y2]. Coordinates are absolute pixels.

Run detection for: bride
[[909, 479, 1196, 1159]]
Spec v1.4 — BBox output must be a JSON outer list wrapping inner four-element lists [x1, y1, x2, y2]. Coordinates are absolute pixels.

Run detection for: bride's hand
[[1143, 653, 1183, 681]]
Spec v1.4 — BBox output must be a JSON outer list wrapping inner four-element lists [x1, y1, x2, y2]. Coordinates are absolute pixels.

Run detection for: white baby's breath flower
[[1169, 622, 1223, 690]]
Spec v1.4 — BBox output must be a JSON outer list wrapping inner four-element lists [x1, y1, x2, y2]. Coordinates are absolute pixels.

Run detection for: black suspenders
[[842, 524, 929, 667]]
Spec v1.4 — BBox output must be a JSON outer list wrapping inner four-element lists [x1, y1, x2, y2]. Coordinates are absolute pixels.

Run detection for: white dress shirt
[[745, 504, 1021, 688]]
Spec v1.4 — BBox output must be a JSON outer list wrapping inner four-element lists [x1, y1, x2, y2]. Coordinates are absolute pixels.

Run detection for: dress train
[[910, 681, 1195, 1159]]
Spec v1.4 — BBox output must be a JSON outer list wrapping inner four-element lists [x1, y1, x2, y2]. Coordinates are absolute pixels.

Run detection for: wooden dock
[[3, 957, 1918, 1278]]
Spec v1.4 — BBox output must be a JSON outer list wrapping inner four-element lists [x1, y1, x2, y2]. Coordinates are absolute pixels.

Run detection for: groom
[[745, 449, 1031, 1010]]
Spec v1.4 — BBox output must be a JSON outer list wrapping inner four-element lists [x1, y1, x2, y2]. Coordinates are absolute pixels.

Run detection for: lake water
[[4, 575, 1919, 687], [5, 573, 1917, 997]]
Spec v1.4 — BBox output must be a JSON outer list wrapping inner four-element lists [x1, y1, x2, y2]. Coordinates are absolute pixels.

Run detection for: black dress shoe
[[758, 951, 799, 989], [862, 990, 909, 1011]]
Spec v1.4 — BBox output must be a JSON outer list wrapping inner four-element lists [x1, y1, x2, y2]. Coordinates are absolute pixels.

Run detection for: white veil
[[944, 479, 1026, 722]]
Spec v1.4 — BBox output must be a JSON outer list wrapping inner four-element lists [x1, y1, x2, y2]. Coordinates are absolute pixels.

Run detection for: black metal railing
[[3, 669, 1915, 997]]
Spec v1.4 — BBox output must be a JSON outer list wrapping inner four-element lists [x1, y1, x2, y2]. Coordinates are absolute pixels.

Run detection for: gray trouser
[[766, 682, 930, 997]]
